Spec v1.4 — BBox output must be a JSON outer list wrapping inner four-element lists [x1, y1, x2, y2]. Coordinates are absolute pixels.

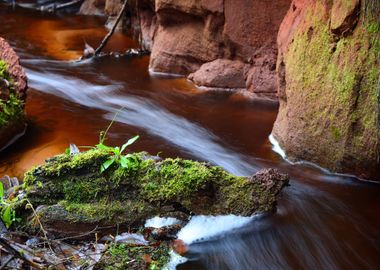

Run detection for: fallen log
[[22, 148, 289, 237]]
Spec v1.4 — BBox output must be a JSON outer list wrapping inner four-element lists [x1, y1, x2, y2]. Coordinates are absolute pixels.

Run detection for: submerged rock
[[22, 149, 289, 236]]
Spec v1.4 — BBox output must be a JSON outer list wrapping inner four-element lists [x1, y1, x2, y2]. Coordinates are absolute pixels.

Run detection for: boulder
[[188, 59, 247, 89]]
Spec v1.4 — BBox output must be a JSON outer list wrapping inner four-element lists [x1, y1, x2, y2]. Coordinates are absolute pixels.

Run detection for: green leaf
[[121, 135, 139, 153], [120, 156, 129, 169], [65, 148, 70, 155], [0, 182, 4, 199], [96, 143, 113, 152], [100, 158, 115, 173], [2, 206, 12, 228]]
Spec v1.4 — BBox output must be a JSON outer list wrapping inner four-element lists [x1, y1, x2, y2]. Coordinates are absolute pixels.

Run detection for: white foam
[[145, 217, 181, 228], [177, 215, 252, 245], [165, 250, 188, 270], [268, 134, 287, 159]]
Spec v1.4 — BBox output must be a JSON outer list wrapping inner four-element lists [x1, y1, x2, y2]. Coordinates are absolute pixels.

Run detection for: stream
[[0, 5, 379, 270]]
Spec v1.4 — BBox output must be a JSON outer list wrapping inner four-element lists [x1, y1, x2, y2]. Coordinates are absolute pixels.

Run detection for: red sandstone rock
[[245, 47, 278, 100], [80, 0, 290, 99], [188, 59, 247, 89], [79, 0, 105, 15], [273, 0, 380, 181], [330, 0, 360, 36], [0, 37, 27, 151], [149, 0, 290, 98], [105, 0, 123, 16], [0, 37, 27, 100]]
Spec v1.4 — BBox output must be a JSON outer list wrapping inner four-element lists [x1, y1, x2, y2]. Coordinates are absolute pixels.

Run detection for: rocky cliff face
[[80, 0, 291, 99], [79, 0, 379, 180], [272, 0, 380, 181]]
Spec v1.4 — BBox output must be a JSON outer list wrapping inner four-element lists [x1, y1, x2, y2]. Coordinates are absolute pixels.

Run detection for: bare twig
[[94, 0, 129, 56], [25, 199, 54, 253]]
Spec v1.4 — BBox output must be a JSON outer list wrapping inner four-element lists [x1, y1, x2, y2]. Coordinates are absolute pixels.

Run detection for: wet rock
[[245, 47, 279, 100], [273, 0, 380, 180], [188, 59, 247, 89], [22, 149, 289, 236], [149, 224, 183, 241], [172, 239, 188, 256]]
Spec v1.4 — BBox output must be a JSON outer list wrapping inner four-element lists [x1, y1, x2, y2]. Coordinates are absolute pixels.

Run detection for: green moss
[[59, 200, 128, 223], [140, 158, 215, 201], [24, 148, 109, 185], [0, 60, 24, 127], [23, 148, 287, 228], [331, 126, 342, 140], [94, 242, 170, 270], [281, 2, 380, 170]]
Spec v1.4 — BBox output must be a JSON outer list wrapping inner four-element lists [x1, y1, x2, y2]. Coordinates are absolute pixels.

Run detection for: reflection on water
[[0, 4, 379, 270]]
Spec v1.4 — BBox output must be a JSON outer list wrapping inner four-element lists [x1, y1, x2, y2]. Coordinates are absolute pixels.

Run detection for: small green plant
[[65, 110, 141, 173], [97, 135, 140, 173], [0, 182, 18, 228], [94, 110, 140, 173]]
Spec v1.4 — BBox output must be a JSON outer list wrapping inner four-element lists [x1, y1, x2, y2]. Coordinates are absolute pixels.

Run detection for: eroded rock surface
[[80, 0, 291, 99], [147, 0, 290, 98], [272, 0, 380, 180]]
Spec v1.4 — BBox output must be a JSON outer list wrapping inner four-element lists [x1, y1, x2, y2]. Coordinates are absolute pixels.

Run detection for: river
[[0, 5, 379, 270]]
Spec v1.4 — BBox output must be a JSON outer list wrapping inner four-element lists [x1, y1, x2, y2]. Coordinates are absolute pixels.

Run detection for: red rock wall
[[0, 37, 27, 100], [273, 0, 380, 181], [149, 0, 291, 99], [80, 0, 291, 99]]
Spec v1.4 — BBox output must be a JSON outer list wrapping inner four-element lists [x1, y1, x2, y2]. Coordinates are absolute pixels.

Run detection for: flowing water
[[1, 5, 379, 269]]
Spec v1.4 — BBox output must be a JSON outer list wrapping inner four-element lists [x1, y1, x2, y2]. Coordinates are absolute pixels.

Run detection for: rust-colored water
[[0, 5, 379, 270]]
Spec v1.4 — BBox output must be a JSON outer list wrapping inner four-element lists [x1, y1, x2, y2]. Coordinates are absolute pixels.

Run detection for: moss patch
[[0, 60, 24, 127], [276, 1, 380, 177], [94, 242, 170, 270]]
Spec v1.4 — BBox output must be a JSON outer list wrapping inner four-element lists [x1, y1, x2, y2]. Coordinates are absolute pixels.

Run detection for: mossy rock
[[0, 59, 26, 151], [23, 148, 288, 236]]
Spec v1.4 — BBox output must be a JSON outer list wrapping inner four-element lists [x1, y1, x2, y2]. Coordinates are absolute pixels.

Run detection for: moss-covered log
[[23, 149, 288, 236]]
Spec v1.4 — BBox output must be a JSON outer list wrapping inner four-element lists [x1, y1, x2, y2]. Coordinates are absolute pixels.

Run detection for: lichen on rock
[[22, 148, 289, 236]]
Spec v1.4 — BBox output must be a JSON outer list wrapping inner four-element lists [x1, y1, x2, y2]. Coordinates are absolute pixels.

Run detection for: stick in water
[[94, 0, 129, 56]]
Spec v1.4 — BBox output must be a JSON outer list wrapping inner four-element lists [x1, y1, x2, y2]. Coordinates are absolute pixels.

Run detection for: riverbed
[[0, 5, 379, 269]]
